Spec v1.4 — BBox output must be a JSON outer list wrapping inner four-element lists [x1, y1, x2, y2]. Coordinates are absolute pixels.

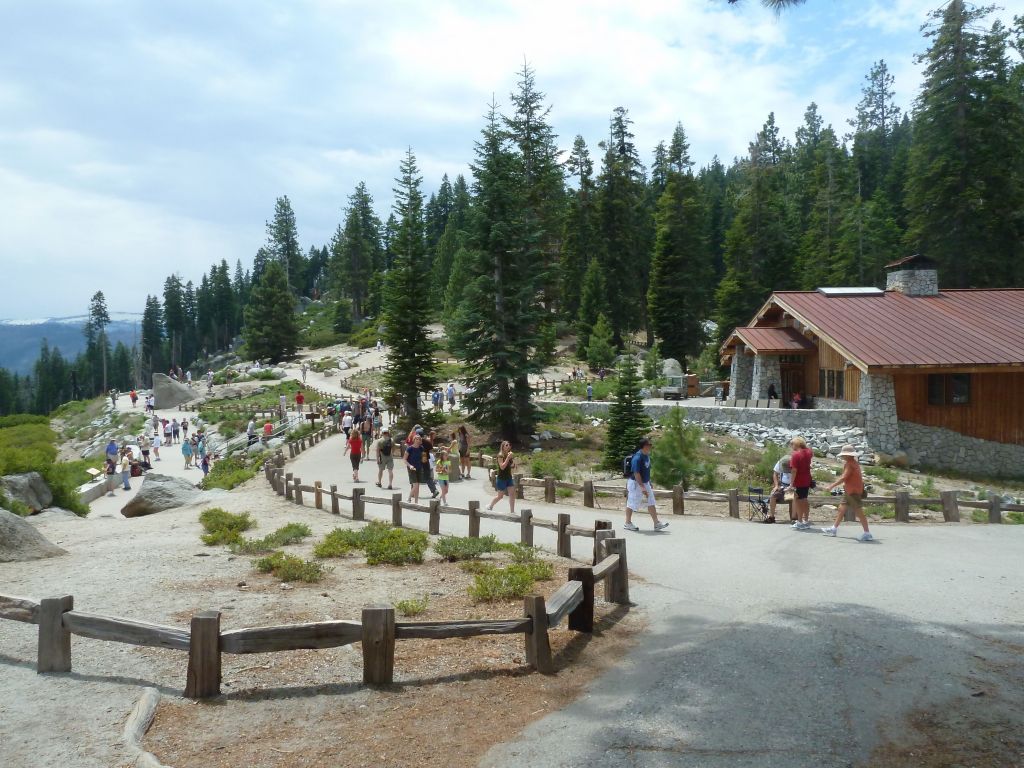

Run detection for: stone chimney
[[885, 254, 939, 296]]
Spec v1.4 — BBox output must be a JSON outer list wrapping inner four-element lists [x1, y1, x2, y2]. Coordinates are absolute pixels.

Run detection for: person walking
[[375, 428, 395, 489], [200, 451, 210, 476], [104, 438, 119, 464], [279, 393, 287, 419], [120, 449, 132, 491], [372, 408, 382, 440], [422, 430, 439, 499], [486, 441, 516, 514], [436, 448, 451, 504], [404, 434, 424, 503], [263, 420, 273, 442], [821, 445, 873, 541], [129, 389, 138, 408], [586, 382, 594, 402], [457, 425, 472, 480], [446, 383, 456, 412], [181, 417, 189, 440], [301, 363, 308, 383], [789, 436, 814, 530], [151, 430, 162, 461], [295, 389, 305, 413], [138, 434, 152, 469], [105, 456, 117, 496], [181, 438, 194, 469], [162, 418, 172, 446], [623, 438, 669, 532], [171, 418, 180, 445], [360, 413, 373, 458], [346, 429, 363, 483], [246, 418, 257, 446], [341, 410, 353, 438]]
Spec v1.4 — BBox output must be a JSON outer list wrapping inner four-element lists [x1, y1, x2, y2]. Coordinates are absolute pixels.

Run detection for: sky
[[2, 0, 1023, 319]]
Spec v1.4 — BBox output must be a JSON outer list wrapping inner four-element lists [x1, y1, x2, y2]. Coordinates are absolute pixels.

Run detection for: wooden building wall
[[893, 371, 1024, 445], [815, 338, 860, 403]]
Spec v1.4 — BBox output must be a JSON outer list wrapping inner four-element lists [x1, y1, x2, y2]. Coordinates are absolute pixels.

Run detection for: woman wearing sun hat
[[821, 444, 873, 541]]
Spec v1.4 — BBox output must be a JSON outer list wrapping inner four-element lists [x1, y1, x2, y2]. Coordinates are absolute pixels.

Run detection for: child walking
[[821, 444, 873, 541], [436, 449, 451, 504]]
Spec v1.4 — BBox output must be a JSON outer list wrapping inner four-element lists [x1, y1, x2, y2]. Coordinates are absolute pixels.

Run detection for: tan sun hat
[[837, 444, 859, 458]]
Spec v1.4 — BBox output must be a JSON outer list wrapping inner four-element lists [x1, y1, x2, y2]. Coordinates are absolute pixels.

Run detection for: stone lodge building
[[720, 256, 1024, 476]]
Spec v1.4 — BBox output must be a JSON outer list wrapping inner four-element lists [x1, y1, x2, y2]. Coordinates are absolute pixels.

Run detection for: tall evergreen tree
[[162, 275, 185, 367], [140, 295, 164, 384], [84, 291, 111, 395], [647, 123, 712, 370], [265, 195, 306, 294], [329, 182, 382, 319], [562, 136, 601, 320], [576, 257, 606, 354], [381, 149, 438, 426], [243, 261, 298, 361], [602, 357, 652, 471]]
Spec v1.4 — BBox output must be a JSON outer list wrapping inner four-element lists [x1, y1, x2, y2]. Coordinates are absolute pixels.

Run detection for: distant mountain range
[[0, 314, 143, 374]]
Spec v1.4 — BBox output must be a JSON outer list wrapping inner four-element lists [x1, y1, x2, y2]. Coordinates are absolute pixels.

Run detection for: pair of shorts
[[378, 456, 394, 470], [770, 488, 786, 502], [407, 466, 426, 485], [842, 492, 864, 511], [794, 486, 810, 500], [350, 455, 361, 470], [496, 477, 514, 492], [627, 479, 653, 510], [459, 448, 469, 458]]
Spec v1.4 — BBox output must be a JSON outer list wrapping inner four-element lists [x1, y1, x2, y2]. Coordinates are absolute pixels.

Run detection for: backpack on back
[[380, 437, 393, 455], [622, 454, 635, 479]]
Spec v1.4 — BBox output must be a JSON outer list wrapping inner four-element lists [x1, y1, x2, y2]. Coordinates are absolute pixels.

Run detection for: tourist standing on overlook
[[171, 418, 180, 445], [789, 436, 813, 530], [486, 441, 516, 514], [456, 425, 472, 480], [404, 434, 424, 504], [181, 437, 193, 469], [623, 439, 669, 532], [120, 448, 132, 491]]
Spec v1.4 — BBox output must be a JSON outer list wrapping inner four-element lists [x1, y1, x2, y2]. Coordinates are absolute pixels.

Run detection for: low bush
[[433, 534, 501, 561], [255, 551, 329, 583], [199, 508, 255, 546], [560, 379, 614, 401], [538, 404, 586, 426], [875, 504, 896, 520], [467, 565, 537, 602], [865, 466, 898, 484], [312, 521, 427, 565], [313, 528, 363, 558], [233, 522, 312, 554], [498, 542, 541, 563], [556, 487, 574, 499], [0, 491, 32, 516], [458, 560, 494, 575], [200, 455, 258, 491], [529, 452, 566, 481], [396, 596, 429, 617], [349, 323, 379, 349]]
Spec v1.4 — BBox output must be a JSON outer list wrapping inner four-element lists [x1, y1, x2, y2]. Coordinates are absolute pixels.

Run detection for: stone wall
[[750, 354, 781, 400], [858, 373, 900, 454], [729, 344, 753, 400], [886, 268, 939, 296], [899, 421, 1024, 479], [574, 401, 864, 431]]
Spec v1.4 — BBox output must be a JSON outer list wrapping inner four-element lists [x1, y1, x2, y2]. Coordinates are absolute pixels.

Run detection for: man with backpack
[[375, 428, 395, 490], [623, 438, 669, 532]]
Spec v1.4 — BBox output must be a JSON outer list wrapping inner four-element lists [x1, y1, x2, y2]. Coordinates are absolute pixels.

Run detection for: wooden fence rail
[[0, 544, 628, 696]]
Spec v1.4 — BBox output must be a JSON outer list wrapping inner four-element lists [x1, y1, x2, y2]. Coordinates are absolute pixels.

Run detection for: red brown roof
[[768, 289, 1024, 370], [733, 326, 816, 354]]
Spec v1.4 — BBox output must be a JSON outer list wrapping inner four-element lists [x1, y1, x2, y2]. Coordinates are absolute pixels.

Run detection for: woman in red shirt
[[346, 430, 363, 483], [789, 436, 814, 530]]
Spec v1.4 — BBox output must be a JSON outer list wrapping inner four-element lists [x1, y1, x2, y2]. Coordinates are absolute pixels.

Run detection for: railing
[[0, 543, 629, 696]]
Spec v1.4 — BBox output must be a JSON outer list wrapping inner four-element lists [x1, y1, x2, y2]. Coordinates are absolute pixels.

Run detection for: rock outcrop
[[0, 509, 67, 562], [152, 373, 198, 409], [662, 358, 684, 378], [1, 472, 53, 512], [30, 507, 82, 522], [120, 474, 204, 517]]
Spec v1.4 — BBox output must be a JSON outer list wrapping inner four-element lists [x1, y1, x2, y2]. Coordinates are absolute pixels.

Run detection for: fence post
[[514, 474, 524, 500], [352, 487, 365, 521], [361, 605, 395, 685], [988, 493, 1003, 524], [523, 595, 553, 674], [520, 508, 534, 546], [583, 480, 595, 508], [895, 490, 911, 523], [314, 481, 323, 509], [556, 513, 571, 558], [330, 484, 340, 515], [428, 499, 440, 535], [287, 442, 295, 459], [544, 476, 556, 504], [285, 473, 294, 501], [593, 522, 612, 565], [603, 538, 630, 604], [940, 490, 960, 522], [391, 493, 403, 527], [567, 567, 594, 633], [468, 500, 481, 538], [37, 595, 73, 673], [184, 610, 221, 699], [477, 451, 486, 468], [293, 478, 303, 506], [727, 488, 740, 519], [672, 484, 685, 515]]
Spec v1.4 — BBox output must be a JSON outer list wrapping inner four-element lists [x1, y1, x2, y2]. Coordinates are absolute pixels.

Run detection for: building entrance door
[[780, 365, 804, 407]]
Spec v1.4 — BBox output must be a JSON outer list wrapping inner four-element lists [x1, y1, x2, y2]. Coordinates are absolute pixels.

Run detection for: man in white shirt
[[769, 456, 793, 520]]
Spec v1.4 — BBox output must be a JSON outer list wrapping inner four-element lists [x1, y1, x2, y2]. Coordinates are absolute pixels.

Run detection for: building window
[[819, 368, 845, 399], [927, 374, 971, 406]]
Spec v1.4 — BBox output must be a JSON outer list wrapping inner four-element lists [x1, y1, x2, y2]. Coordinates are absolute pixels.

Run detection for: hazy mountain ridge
[[0, 315, 143, 374]]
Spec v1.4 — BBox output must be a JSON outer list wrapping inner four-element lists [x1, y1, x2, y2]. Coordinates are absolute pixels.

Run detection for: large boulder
[[120, 474, 204, 518], [1, 472, 53, 512], [152, 373, 198, 409], [662, 358, 684, 378], [0, 509, 67, 562]]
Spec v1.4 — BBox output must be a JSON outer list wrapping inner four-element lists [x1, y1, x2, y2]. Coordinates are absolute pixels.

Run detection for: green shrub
[[556, 487, 574, 499], [349, 323, 379, 349], [516, 560, 554, 581], [539, 404, 586, 426], [918, 476, 937, 497], [458, 560, 494, 574], [233, 522, 312, 553], [313, 528, 363, 558], [0, 414, 49, 428], [651, 407, 710, 490], [529, 452, 566, 481], [364, 528, 428, 565], [254, 551, 328, 582], [498, 542, 541, 563], [250, 369, 281, 381], [865, 466, 898, 484], [749, 442, 786, 487], [434, 534, 501, 561], [199, 508, 255, 545], [560, 379, 614, 401], [0, 491, 32, 516], [200, 456, 257, 491], [468, 565, 537, 602], [875, 504, 896, 520], [1006, 511, 1024, 525], [396, 596, 429, 617]]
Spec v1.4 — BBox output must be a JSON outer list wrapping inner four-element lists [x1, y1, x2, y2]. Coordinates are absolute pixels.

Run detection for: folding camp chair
[[748, 486, 774, 523]]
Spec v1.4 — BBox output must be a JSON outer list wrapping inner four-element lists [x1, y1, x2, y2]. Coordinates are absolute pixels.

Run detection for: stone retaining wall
[[573, 401, 865, 431], [899, 421, 1024, 479]]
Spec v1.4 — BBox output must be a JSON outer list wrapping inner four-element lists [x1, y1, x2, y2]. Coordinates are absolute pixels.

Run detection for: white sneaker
[[790, 520, 802, 529], [859, 532, 874, 542], [623, 522, 639, 532], [654, 522, 669, 531], [821, 526, 837, 536]]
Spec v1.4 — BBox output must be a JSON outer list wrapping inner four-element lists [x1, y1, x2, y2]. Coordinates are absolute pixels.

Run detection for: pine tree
[[329, 182, 382, 319], [647, 122, 712, 371], [561, 136, 601, 319], [84, 291, 111, 395], [162, 275, 185, 367], [602, 356, 652, 471], [576, 257, 606, 354], [586, 314, 615, 372], [643, 341, 663, 384], [243, 261, 298, 361], [796, 126, 851, 288], [140, 295, 164, 383], [381, 148, 438, 427], [650, 407, 706, 490], [265, 195, 306, 294]]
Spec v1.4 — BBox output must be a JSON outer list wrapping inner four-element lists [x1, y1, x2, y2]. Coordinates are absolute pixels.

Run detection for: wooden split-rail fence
[[0, 537, 628, 698]]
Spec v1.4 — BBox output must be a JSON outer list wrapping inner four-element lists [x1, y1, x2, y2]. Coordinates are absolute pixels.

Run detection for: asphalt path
[[286, 432, 1024, 768]]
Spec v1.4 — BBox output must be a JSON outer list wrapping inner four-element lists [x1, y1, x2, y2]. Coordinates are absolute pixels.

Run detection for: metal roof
[[733, 326, 817, 355], [769, 289, 1024, 370]]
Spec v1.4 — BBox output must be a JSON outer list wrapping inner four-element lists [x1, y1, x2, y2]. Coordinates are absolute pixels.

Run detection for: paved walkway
[[285, 432, 1024, 767]]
